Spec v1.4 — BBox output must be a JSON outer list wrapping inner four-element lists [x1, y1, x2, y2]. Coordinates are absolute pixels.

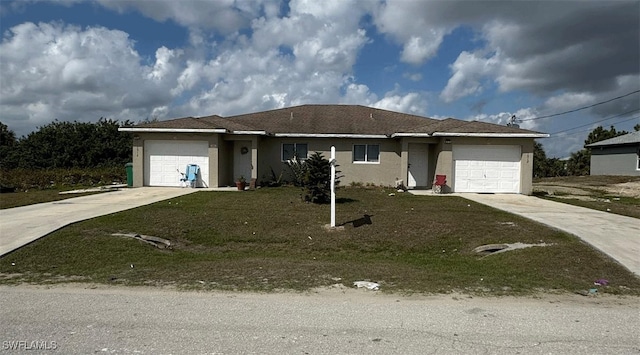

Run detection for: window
[[353, 144, 380, 163], [282, 143, 308, 161], [637, 150, 640, 170]]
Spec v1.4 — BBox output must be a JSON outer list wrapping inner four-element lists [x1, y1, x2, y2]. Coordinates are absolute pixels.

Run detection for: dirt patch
[[533, 177, 640, 219], [607, 181, 640, 198], [534, 177, 640, 198]]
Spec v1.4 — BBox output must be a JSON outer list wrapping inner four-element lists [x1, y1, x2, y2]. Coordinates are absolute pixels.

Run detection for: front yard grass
[[1, 187, 638, 295], [0, 189, 105, 209], [538, 194, 640, 219]]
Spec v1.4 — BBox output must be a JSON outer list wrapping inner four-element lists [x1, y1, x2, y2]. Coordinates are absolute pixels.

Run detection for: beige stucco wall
[[131, 133, 535, 193], [433, 139, 453, 193], [257, 137, 404, 186]]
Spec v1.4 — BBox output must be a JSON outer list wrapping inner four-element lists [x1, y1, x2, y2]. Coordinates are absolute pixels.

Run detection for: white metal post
[[330, 146, 336, 227]]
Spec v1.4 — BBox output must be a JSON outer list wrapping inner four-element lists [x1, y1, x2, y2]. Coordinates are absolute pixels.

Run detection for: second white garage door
[[144, 140, 209, 187], [453, 145, 521, 193]]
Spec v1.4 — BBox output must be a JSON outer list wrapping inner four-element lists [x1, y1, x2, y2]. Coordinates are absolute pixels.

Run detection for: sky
[[0, 0, 638, 158]]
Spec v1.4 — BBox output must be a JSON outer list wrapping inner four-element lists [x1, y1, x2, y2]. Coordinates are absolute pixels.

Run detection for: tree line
[[0, 119, 133, 170], [534, 124, 640, 178]]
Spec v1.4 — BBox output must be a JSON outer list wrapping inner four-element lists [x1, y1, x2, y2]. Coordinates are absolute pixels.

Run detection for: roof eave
[[585, 141, 640, 148], [118, 128, 228, 133], [231, 130, 268, 135], [273, 133, 389, 138], [390, 133, 432, 138], [433, 132, 549, 138]]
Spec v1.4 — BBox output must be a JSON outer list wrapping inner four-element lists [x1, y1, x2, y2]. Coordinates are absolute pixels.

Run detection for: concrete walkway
[[0, 188, 203, 257], [411, 191, 640, 277]]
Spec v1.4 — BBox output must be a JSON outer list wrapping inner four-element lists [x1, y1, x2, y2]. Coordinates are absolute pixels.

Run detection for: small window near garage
[[353, 144, 380, 163], [282, 143, 308, 161]]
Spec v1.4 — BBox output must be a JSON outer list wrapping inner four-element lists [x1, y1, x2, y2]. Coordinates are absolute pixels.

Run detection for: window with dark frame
[[282, 143, 308, 161], [353, 144, 380, 163]]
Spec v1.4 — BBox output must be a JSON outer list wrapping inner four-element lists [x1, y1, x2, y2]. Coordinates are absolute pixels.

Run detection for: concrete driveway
[[0, 188, 200, 257], [461, 194, 640, 277]]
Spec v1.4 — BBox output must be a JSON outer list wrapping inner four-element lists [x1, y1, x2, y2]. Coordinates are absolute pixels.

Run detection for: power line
[[547, 115, 640, 139], [549, 108, 640, 135], [519, 89, 640, 122]]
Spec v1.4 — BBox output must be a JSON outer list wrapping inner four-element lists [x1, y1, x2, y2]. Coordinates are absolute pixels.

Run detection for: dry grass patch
[[534, 176, 640, 218]]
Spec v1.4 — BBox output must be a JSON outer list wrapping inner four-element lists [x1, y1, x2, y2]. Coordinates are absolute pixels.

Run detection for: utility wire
[[519, 89, 640, 122], [546, 115, 640, 138], [549, 108, 640, 135]]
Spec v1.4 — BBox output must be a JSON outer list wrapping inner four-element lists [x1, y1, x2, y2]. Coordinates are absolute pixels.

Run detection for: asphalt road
[[1, 285, 638, 354]]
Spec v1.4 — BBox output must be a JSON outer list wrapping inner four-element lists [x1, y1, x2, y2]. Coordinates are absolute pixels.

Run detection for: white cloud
[[374, 0, 450, 65], [372, 92, 427, 116], [341, 83, 377, 104], [543, 92, 596, 113], [168, 0, 372, 117], [0, 22, 178, 134], [370, 0, 639, 110], [472, 107, 538, 129], [403, 73, 423, 82], [440, 51, 499, 102], [400, 34, 445, 65], [2, 0, 637, 151], [96, 0, 265, 34]]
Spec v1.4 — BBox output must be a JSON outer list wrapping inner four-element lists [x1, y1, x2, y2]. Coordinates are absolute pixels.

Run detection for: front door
[[234, 140, 252, 182], [408, 143, 428, 188]]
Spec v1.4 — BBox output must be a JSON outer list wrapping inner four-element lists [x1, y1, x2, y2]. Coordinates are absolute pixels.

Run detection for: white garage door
[[144, 140, 209, 187], [453, 145, 521, 193]]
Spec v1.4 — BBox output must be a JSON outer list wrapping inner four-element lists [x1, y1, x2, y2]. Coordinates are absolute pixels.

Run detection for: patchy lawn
[[1, 187, 638, 295], [0, 189, 108, 209], [533, 176, 640, 219]]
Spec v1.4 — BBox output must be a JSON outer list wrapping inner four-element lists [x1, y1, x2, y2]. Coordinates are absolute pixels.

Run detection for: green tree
[[533, 142, 549, 178], [2, 118, 133, 169], [584, 125, 628, 145], [0, 122, 18, 169], [303, 152, 332, 204], [566, 150, 590, 176], [533, 142, 568, 178], [547, 158, 568, 177], [634, 123, 639, 131]]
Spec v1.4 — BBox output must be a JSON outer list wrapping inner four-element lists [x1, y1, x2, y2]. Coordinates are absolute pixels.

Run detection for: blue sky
[[1, 0, 638, 158]]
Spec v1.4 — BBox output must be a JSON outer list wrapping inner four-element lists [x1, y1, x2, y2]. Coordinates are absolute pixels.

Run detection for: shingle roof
[[585, 131, 640, 147], [226, 105, 441, 135], [127, 104, 546, 137], [134, 116, 220, 130]]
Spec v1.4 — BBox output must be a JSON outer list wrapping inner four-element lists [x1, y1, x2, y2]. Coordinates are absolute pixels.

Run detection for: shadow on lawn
[[339, 214, 373, 228], [336, 197, 358, 204]]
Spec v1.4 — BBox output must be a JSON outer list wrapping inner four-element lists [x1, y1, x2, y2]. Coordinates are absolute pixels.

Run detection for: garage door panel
[[485, 170, 500, 179], [144, 140, 209, 187], [469, 170, 484, 179], [453, 145, 521, 193], [500, 170, 517, 179]]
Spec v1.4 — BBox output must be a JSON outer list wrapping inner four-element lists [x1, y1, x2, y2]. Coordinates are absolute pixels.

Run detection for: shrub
[[0, 167, 126, 191], [284, 153, 308, 187], [303, 152, 332, 204]]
